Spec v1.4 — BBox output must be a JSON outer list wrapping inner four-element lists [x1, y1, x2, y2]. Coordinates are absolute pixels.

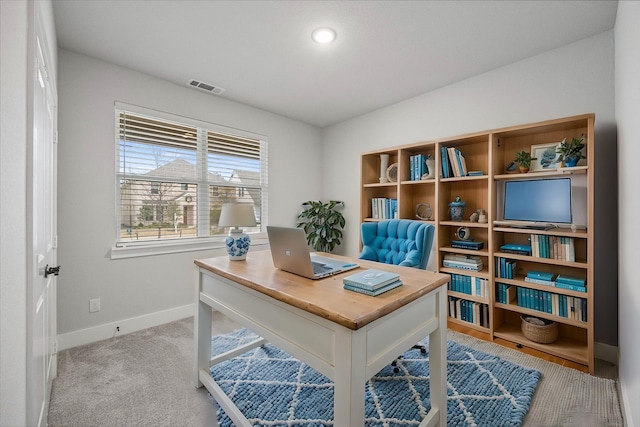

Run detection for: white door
[[28, 29, 57, 427]]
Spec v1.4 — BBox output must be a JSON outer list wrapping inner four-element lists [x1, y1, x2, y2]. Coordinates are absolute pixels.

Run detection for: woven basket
[[521, 315, 558, 344]]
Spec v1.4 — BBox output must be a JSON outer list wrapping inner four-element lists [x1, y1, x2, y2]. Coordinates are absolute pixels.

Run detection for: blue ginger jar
[[448, 196, 466, 221]]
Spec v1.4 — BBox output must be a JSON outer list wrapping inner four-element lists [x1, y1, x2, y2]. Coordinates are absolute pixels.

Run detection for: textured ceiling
[[53, 1, 617, 127]]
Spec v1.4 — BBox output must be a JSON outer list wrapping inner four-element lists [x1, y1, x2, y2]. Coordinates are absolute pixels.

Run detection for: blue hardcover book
[[526, 271, 556, 281], [555, 282, 587, 292], [441, 146, 449, 178], [344, 280, 402, 296], [556, 275, 586, 287], [343, 269, 400, 290]]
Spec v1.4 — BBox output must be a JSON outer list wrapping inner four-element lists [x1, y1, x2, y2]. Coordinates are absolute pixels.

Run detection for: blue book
[[526, 271, 556, 281], [343, 269, 400, 290], [441, 146, 449, 178], [556, 274, 586, 287], [344, 280, 402, 296], [555, 282, 587, 292]]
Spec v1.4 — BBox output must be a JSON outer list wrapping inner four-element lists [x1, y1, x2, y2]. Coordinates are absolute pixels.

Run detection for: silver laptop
[[266, 226, 358, 279]]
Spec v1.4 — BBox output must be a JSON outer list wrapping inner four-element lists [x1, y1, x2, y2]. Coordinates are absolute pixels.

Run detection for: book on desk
[[343, 269, 403, 296]]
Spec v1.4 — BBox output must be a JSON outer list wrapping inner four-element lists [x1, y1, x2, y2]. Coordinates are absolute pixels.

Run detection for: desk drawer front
[[366, 292, 437, 364]]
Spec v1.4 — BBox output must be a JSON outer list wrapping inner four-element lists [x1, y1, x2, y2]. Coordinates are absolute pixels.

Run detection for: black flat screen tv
[[503, 178, 572, 224]]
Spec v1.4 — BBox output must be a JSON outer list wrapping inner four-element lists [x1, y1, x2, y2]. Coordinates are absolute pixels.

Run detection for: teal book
[[526, 271, 556, 281], [555, 281, 587, 292], [343, 269, 400, 290], [344, 280, 402, 296], [556, 274, 586, 287]]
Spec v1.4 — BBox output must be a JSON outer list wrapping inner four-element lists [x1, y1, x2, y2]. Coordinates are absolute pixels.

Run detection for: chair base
[[391, 344, 427, 373]]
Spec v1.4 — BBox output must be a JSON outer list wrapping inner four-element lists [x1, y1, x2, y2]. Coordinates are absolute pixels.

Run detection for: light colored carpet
[[48, 315, 623, 426]]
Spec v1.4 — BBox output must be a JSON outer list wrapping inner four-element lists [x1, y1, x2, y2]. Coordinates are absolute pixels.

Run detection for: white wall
[[0, 2, 29, 424], [615, 2, 640, 425], [56, 50, 323, 344], [322, 32, 618, 346]]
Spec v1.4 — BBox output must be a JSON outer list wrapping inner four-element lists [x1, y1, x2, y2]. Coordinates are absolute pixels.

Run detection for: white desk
[[194, 250, 450, 426]]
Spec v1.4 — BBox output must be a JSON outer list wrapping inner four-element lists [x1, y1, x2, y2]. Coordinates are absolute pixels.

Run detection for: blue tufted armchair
[[359, 219, 434, 270]]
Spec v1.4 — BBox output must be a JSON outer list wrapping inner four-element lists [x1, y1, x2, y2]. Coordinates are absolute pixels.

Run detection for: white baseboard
[[57, 304, 194, 351], [594, 341, 618, 366]]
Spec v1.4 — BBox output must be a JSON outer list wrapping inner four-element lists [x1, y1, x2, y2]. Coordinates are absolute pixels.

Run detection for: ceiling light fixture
[[311, 27, 337, 44]]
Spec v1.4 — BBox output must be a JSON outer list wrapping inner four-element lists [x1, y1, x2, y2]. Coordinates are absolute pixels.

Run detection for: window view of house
[[116, 108, 266, 244]]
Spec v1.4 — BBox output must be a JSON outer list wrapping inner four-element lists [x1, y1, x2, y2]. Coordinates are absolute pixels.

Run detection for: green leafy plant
[[556, 136, 586, 162], [514, 150, 535, 171], [296, 200, 346, 253]]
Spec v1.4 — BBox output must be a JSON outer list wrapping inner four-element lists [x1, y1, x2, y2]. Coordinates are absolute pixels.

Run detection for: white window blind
[[115, 104, 267, 248]]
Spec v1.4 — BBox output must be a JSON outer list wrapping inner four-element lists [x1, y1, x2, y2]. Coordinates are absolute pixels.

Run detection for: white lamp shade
[[218, 203, 257, 228]]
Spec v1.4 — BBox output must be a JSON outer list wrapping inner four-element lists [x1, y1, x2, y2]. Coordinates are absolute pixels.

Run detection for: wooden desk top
[[195, 250, 450, 330]]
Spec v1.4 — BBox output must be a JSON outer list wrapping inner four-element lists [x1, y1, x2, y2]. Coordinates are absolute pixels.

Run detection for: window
[[115, 103, 267, 252]]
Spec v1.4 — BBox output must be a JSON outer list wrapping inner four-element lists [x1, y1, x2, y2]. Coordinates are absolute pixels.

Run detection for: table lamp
[[218, 203, 257, 260]]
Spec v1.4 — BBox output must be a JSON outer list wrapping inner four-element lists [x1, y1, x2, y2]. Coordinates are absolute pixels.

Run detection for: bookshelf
[[359, 114, 596, 373]]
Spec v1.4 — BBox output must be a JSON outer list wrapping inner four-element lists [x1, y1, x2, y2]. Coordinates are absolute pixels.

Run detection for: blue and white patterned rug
[[210, 328, 541, 427]]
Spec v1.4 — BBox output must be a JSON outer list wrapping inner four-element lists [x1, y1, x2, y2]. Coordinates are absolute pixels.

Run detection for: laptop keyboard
[[312, 262, 333, 275]]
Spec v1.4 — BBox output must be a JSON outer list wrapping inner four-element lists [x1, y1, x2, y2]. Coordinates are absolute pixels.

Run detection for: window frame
[[111, 102, 268, 259]]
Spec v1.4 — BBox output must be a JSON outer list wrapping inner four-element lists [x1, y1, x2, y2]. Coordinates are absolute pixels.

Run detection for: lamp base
[[225, 229, 251, 260]]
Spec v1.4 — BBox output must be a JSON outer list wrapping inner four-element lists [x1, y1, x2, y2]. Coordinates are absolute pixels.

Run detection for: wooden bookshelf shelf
[[360, 113, 596, 373]]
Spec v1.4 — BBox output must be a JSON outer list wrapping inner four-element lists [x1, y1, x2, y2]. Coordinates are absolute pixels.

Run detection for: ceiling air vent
[[188, 79, 225, 95]]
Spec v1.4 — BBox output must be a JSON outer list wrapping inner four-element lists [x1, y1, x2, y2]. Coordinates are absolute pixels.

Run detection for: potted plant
[[556, 136, 585, 167], [514, 150, 535, 173], [296, 200, 346, 253]]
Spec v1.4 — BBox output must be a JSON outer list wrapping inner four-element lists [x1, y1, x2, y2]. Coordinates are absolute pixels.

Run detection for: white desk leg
[[334, 328, 367, 426], [428, 287, 448, 426], [194, 274, 212, 388]]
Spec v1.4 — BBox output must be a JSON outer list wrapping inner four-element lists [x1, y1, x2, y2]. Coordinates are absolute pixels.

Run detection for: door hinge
[[53, 340, 58, 354], [53, 131, 58, 144], [52, 235, 58, 249]]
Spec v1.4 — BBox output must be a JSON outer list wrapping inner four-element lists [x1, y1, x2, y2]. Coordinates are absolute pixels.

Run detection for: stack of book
[[371, 197, 398, 220], [530, 234, 575, 261], [555, 274, 587, 292], [443, 254, 483, 271], [524, 271, 557, 286], [440, 146, 468, 178], [409, 154, 429, 181], [342, 269, 402, 296], [494, 257, 516, 279]]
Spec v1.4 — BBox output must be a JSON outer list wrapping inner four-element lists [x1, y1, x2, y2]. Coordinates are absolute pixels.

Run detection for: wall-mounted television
[[503, 177, 572, 224]]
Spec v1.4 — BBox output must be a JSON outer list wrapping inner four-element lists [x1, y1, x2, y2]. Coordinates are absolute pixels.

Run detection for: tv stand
[[508, 224, 555, 231]]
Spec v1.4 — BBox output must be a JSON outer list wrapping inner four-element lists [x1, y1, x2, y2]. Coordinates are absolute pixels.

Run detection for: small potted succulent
[[556, 136, 585, 167], [514, 150, 535, 173]]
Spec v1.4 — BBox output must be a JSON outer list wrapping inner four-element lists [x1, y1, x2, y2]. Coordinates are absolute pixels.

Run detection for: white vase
[[425, 158, 436, 179], [379, 154, 390, 183]]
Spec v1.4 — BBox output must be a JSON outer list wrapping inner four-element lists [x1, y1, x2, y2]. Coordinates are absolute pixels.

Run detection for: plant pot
[[519, 166, 529, 173], [564, 156, 579, 167]]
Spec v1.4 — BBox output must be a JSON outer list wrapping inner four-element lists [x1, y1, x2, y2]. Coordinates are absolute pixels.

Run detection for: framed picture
[[530, 142, 561, 171]]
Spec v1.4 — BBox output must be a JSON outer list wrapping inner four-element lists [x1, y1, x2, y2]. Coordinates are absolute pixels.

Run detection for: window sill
[[110, 234, 269, 260]]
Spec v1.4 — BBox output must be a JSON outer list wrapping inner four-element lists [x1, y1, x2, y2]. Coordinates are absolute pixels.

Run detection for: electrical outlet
[[89, 298, 100, 313]]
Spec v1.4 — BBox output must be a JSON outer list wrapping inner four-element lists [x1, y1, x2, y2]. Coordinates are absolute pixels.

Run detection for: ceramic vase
[[379, 154, 390, 183]]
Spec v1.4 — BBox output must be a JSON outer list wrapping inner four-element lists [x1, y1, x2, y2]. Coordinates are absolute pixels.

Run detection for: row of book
[[443, 254, 483, 272], [530, 234, 575, 261], [371, 198, 398, 220], [495, 283, 587, 321], [342, 269, 402, 296], [448, 273, 489, 298], [409, 154, 431, 181], [441, 146, 468, 178], [523, 271, 587, 292], [495, 257, 517, 279], [448, 297, 490, 328]]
